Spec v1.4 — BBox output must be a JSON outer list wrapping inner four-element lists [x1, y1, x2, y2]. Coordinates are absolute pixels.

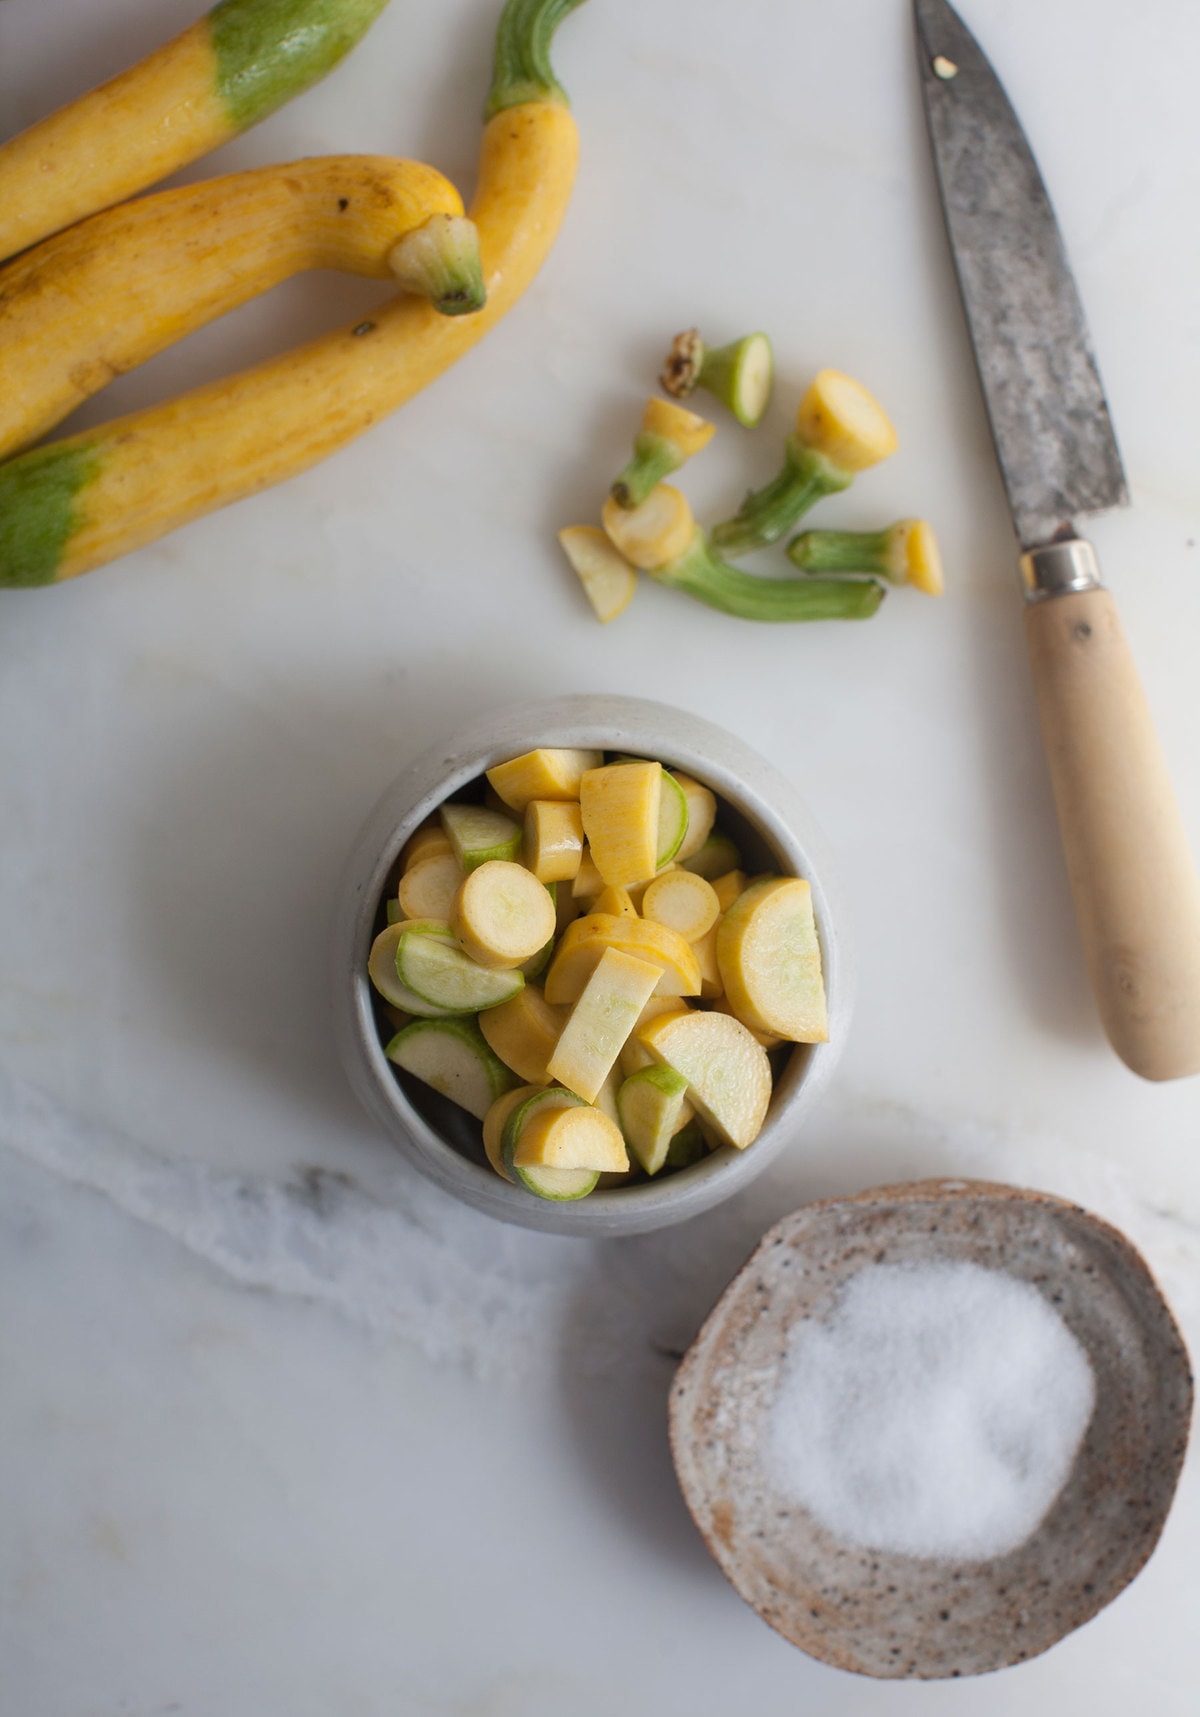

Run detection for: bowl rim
[[331, 693, 854, 1235]]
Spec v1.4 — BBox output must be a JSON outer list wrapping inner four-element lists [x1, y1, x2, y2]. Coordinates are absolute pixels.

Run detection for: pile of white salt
[[765, 1259, 1096, 1561]]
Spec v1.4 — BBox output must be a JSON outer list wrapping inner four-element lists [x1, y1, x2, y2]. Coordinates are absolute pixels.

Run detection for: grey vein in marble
[[0, 1065, 595, 1382]]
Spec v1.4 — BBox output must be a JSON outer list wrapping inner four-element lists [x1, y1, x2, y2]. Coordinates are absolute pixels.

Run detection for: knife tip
[[914, 0, 985, 95], [913, 0, 958, 28], [913, 0, 966, 55]]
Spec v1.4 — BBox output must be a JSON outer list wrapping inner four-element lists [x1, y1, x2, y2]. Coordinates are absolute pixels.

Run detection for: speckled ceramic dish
[[332, 694, 852, 1236], [669, 1178, 1193, 1679]]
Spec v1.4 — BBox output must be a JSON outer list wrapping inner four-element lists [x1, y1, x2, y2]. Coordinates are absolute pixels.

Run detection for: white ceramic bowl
[[331, 694, 853, 1235]]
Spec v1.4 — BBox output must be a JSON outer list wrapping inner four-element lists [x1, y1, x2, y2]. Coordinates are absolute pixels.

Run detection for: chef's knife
[[914, 0, 1200, 1080]]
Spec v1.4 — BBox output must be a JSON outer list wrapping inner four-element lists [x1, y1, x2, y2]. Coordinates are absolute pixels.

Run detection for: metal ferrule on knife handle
[[917, 0, 1200, 1079], [1020, 538, 1103, 603]]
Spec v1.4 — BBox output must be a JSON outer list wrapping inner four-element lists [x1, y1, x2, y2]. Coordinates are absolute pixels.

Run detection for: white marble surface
[[2, 0, 1199, 1710]]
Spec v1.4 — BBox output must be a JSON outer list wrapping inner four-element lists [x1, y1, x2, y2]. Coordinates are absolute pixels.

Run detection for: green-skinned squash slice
[[617, 1063, 690, 1175], [397, 930, 525, 1013], [385, 1016, 517, 1120], [501, 1085, 597, 1200], [439, 802, 523, 871], [368, 922, 461, 1016]]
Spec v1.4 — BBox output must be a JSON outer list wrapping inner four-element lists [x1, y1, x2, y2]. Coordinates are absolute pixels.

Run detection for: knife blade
[[914, 0, 1200, 1080], [913, 0, 1127, 549]]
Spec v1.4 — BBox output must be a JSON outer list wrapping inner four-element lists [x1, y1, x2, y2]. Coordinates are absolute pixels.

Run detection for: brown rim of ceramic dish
[[668, 1178, 1193, 1679]]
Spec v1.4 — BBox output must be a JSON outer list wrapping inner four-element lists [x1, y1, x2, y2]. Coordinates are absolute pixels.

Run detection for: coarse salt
[[765, 1259, 1096, 1561]]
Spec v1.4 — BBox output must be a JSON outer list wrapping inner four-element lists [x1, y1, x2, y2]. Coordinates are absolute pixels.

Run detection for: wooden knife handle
[[1024, 585, 1200, 1079]]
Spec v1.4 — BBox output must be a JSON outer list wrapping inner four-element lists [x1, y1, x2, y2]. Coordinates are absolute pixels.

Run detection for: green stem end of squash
[[611, 434, 684, 510], [211, 0, 393, 131], [712, 437, 851, 556], [649, 528, 885, 623], [486, 0, 587, 119], [660, 329, 775, 428], [787, 523, 900, 577], [698, 333, 774, 427], [787, 518, 945, 595], [388, 214, 487, 316], [0, 439, 102, 588]]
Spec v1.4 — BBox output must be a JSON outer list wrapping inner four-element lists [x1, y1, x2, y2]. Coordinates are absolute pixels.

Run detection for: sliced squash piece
[[501, 1086, 598, 1200], [524, 799, 584, 883], [547, 948, 664, 1102], [681, 831, 742, 880], [367, 924, 460, 1017], [617, 1064, 692, 1176], [397, 850, 464, 921], [501, 1086, 584, 1165], [606, 759, 687, 869], [401, 824, 454, 870], [901, 519, 945, 597], [639, 1009, 772, 1150], [579, 761, 662, 886], [385, 1017, 517, 1121], [665, 1119, 708, 1170], [618, 1036, 654, 1079], [513, 1161, 599, 1201], [543, 914, 702, 1005], [695, 1117, 725, 1153], [711, 869, 748, 913], [711, 993, 785, 1050], [601, 484, 694, 570], [592, 884, 638, 920], [387, 917, 457, 941], [641, 869, 720, 942], [396, 931, 524, 1014], [486, 748, 604, 812], [551, 879, 581, 935], [636, 993, 690, 1030], [512, 1103, 629, 1172], [478, 985, 569, 1085], [593, 1062, 623, 1129], [482, 1085, 539, 1182], [572, 848, 605, 903], [451, 859, 557, 971], [440, 802, 522, 872], [521, 929, 555, 981], [671, 774, 717, 862], [794, 368, 898, 473], [657, 769, 690, 867], [716, 876, 829, 1043], [558, 525, 638, 623], [618, 997, 692, 1077], [626, 862, 676, 912], [691, 922, 724, 999]]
